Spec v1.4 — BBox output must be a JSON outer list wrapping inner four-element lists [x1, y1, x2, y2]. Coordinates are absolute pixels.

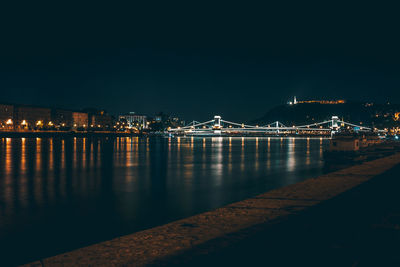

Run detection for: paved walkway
[[153, 163, 400, 267]]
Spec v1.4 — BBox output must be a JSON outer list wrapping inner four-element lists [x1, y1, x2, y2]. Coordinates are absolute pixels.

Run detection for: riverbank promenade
[[157, 161, 400, 267]]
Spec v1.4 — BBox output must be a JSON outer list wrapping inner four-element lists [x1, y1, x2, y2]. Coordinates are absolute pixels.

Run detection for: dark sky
[[1, 2, 399, 121]]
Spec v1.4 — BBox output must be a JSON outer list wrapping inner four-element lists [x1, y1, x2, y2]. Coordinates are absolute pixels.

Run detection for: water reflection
[[287, 137, 295, 172], [21, 138, 26, 174], [255, 137, 259, 171], [211, 137, 223, 185], [267, 137, 271, 169], [0, 136, 329, 266], [228, 137, 232, 173], [306, 137, 311, 166]]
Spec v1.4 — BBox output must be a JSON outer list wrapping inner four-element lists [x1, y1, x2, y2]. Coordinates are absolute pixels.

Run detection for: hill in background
[[253, 102, 400, 128]]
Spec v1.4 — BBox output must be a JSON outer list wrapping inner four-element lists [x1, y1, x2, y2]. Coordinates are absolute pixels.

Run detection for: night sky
[[1, 2, 399, 121]]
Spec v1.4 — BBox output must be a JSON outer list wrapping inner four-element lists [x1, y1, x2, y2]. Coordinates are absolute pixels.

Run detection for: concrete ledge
[[22, 153, 400, 267]]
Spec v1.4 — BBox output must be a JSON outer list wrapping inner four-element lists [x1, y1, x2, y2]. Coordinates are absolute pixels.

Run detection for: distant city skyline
[[0, 97, 396, 121]]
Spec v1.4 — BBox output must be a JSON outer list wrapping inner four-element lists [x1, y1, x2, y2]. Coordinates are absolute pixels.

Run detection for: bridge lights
[[241, 123, 244, 128], [6, 119, 13, 125]]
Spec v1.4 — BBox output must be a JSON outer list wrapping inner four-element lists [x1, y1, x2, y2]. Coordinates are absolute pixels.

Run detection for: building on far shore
[[0, 104, 14, 129], [72, 111, 89, 128], [52, 109, 73, 127], [0, 103, 124, 132], [14, 105, 52, 129], [85, 109, 113, 130], [118, 112, 148, 129]]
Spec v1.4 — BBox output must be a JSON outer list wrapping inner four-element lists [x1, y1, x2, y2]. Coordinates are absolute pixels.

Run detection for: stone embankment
[[23, 153, 400, 267]]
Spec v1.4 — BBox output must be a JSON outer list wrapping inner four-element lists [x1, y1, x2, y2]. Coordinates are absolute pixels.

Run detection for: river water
[[0, 136, 328, 265]]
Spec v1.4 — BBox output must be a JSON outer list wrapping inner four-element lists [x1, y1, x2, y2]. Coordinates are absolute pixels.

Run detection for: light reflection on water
[[0, 136, 328, 265]]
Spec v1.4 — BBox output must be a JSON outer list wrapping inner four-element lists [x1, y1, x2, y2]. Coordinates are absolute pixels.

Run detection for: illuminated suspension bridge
[[168, 116, 382, 136]]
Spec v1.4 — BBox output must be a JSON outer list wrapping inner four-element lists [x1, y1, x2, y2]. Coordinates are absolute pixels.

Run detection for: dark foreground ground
[[153, 163, 400, 267]]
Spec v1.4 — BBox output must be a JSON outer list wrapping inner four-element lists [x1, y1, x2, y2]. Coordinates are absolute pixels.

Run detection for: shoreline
[[0, 131, 332, 138], [0, 131, 142, 138], [21, 152, 400, 267]]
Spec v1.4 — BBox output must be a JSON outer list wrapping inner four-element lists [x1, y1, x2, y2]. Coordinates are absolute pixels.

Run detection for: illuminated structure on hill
[[288, 96, 345, 105]]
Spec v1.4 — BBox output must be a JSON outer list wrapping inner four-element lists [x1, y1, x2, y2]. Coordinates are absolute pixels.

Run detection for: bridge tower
[[213, 115, 222, 129], [275, 121, 280, 134], [213, 115, 222, 134], [331, 116, 339, 129]]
